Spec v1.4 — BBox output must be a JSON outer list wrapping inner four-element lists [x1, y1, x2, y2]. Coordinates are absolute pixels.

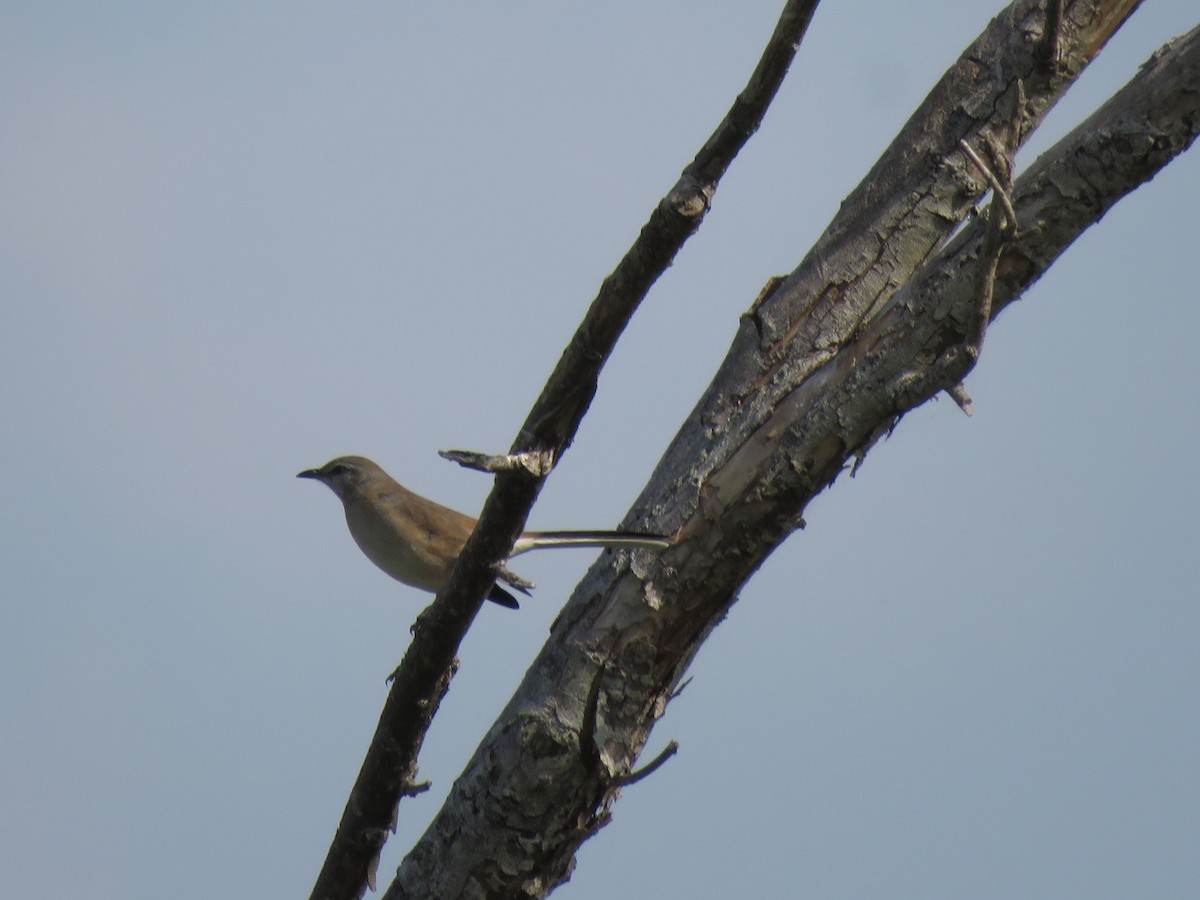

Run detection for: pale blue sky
[[2, 3, 1197, 898]]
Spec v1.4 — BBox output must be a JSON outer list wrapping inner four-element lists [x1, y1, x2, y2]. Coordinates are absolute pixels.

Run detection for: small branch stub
[[613, 740, 680, 788], [947, 382, 974, 416], [439, 448, 557, 477], [666, 174, 713, 217]]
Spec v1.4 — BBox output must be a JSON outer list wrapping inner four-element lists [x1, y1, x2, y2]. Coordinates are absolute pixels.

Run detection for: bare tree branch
[[307, 4, 822, 898], [830, 21, 1200, 452], [383, 3, 1200, 897]]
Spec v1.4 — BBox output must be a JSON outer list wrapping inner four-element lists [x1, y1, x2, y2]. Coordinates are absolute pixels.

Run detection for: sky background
[[3, 2, 1198, 898]]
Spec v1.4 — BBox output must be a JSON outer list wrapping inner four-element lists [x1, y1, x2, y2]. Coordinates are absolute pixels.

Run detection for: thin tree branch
[[307, 4, 822, 899], [945, 78, 1025, 413]]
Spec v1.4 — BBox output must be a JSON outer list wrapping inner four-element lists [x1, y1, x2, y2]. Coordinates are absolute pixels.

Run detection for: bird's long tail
[[512, 531, 671, 555]]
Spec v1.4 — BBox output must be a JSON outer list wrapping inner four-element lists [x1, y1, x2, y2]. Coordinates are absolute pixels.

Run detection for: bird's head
[[297, 455, 383, 500]]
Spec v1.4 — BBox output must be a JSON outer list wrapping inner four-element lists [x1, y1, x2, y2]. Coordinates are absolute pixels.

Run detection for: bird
[[298, 455, 671, 608]]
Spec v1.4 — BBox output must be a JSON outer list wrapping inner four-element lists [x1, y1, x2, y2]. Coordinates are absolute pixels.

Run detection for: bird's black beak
[[297, 468, 322, 480]]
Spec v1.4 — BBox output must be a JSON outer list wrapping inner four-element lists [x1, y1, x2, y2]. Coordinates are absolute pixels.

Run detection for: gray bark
[[385, 4, 1200, 897]]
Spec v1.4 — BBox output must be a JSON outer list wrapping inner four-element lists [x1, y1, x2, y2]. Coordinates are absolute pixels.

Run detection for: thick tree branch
[[823, 20, 1200, 458], [307, 4, 821, 899], [385, 3, 1198, 897]]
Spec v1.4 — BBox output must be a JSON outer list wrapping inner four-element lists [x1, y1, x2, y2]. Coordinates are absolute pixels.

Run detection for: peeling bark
[[380, 5, 1200, 898]]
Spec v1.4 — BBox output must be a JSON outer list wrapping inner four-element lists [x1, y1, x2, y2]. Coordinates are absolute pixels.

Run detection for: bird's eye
[[328, 463, 349, 476]]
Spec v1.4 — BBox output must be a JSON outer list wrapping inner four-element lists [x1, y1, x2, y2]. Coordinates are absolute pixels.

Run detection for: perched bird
[[298, 455, 670, 608]]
